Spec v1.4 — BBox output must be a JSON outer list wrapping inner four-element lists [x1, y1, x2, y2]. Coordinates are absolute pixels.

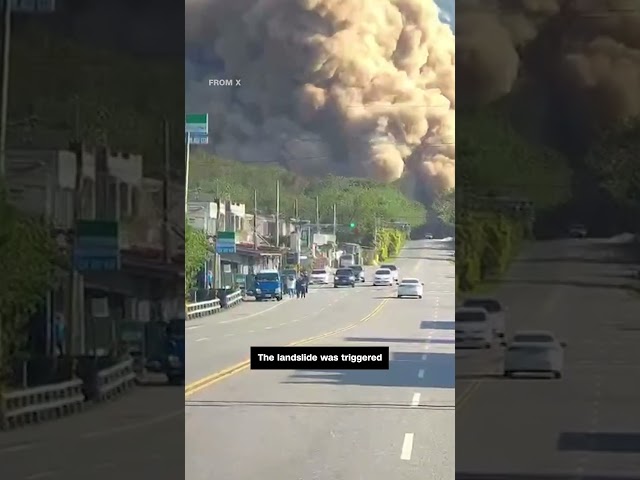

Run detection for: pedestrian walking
[[300, 274, 308, 298], [286, 275, 296, 298], [54, 313, 66, 356], [295, 276, 303, 298]]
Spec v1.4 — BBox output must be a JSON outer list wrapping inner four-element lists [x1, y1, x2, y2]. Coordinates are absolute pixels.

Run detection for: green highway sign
[[185, 113, 208, 134], [216, 231, 236, 254], [73, 220, 120, 271]]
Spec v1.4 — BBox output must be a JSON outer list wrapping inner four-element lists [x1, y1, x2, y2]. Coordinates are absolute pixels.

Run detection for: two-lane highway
[[456, 237, 640, 479], [185, 239, 455, 480]]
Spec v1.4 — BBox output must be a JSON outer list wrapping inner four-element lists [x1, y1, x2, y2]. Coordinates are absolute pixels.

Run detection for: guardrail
[[187, 299, 221, 319], [95, 357, 137, 402], [226, 290, 243, 308], [186, 289, 244, 320], [0, 379, 84, 430]]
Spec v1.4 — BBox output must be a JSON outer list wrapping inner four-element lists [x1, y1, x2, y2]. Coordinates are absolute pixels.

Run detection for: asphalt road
[[186, 238, 455, 480], [0, 376, 183, 480], [456, 237, 640, 480]]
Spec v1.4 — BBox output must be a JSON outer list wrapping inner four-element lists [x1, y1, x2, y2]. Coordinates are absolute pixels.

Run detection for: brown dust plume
[[186, 0, 455, 199]]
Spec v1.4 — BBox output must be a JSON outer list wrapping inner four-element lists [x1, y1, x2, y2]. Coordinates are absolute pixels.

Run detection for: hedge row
[[456, 212, 527, 292], [374, 228, 407, 263]]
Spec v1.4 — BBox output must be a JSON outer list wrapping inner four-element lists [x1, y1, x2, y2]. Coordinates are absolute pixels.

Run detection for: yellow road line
[[185, 299, 389, 398], [455, 380, 482, 410]]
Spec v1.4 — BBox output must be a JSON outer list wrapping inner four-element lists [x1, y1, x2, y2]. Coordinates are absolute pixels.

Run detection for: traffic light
[[349, 222, 356, 228]]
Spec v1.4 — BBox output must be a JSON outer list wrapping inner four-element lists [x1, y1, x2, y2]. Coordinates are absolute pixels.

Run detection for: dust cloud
[[457, 0, 640, 129], [186, 0, 455, 200]]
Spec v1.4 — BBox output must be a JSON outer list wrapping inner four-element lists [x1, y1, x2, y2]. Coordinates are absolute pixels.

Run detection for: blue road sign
[[188, 132, 209, 145]]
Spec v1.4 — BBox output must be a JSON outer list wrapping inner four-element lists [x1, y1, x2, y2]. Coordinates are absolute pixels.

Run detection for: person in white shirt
[[286, 275, 296, 298]]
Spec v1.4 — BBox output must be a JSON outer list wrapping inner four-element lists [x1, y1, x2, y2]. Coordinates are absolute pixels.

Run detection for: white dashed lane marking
[[400, 433, 414, 460]]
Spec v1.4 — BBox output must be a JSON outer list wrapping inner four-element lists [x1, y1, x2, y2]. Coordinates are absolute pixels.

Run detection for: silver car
[[462, 298, 506, 338], [502, 330, 566, 379], [455, 307, 493, 349]]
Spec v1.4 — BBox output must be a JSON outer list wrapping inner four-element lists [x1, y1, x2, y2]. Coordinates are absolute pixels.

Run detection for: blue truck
[[164, 317, 185, 385], [254, 269, 283, 301]]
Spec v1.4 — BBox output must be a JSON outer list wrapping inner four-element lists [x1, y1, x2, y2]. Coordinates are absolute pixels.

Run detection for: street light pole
[[0, 0, 12, 177], [184, 132, 190, 212]]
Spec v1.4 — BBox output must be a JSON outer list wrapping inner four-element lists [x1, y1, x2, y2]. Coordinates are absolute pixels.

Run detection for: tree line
[[457, 102, 640, 292]]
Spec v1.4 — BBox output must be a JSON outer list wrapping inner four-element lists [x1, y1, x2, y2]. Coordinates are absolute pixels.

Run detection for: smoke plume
[[186, 0, 455, 200], [457, 0, 640, 133]]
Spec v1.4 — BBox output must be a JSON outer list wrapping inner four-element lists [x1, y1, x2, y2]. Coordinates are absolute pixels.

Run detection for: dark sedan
[[333, 268, 356, 288]]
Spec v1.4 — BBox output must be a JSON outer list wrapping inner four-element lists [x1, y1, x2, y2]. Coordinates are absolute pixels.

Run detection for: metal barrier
[[187, 299, 221, 320], [95, 357, 137, 402], [226, 290, 243, 308], [0, 379, 84, 430]]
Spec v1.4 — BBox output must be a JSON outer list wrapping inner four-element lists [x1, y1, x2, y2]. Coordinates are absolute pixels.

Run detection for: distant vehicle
[[350, 265, 365, 282], [502, 330, 566, 379], [455, 307, 493, 349], [254, 270, 283, 301], [397, 278, 424, 298], [339, 254, 355, 267], [462, 298, 506, 338], [310, 268, 330, 284], [568, 223, 587, 238], [373, 268, 394, 286], [281, 268, 297, 278], [340, 243, 362, 265], [334, 268, 355, 287], [164, 317, 185, 385], [424, 233, 434, 239], [379, 264, 399, 283]]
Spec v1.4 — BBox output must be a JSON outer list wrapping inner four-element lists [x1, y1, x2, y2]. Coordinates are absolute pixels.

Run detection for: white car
[[462, 298, 506, 338], [503, 330, 566, 379], [309, 268, 330, 284], [455, 307, 493, 349], [379, 264, 399, 283], [373, 268, 394, 286], [397, 278, 424, 298], [569, 223, 587, 238]]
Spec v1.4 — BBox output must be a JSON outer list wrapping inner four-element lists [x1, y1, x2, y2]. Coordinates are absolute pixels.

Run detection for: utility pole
[[213, 197, 222, 289], [184, 132, 190, 212], [294, 198, 300, 269], [275, 180, 280, 247], [332, 203, 337, 236], [162, 119, 170, 264], [68, 141, 85, 355], [374, 216, 379, 251], [0, 0, 11, 177], [315, 196, 320, 235], [253, 189, 258, 250]]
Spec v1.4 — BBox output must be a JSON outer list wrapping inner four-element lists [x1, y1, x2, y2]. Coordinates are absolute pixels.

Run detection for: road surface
[[456, 237, 640, 480], [0, 376, 183, 480], [186, 239, 455, 480]]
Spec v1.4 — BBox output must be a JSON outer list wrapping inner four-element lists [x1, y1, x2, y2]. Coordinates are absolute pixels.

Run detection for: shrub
[[456, 212, 525, 292]]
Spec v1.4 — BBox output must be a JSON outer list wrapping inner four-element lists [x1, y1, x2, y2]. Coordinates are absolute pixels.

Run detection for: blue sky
[[434, 0, 455, 31]]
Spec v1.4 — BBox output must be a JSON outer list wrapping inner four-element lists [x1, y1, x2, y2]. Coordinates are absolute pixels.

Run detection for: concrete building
[[5, 147, 183, 356]]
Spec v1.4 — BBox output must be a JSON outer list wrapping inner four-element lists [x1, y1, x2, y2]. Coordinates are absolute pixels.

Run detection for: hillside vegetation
[[456, 107, 572, 292], [188, 152, 426, 258]]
